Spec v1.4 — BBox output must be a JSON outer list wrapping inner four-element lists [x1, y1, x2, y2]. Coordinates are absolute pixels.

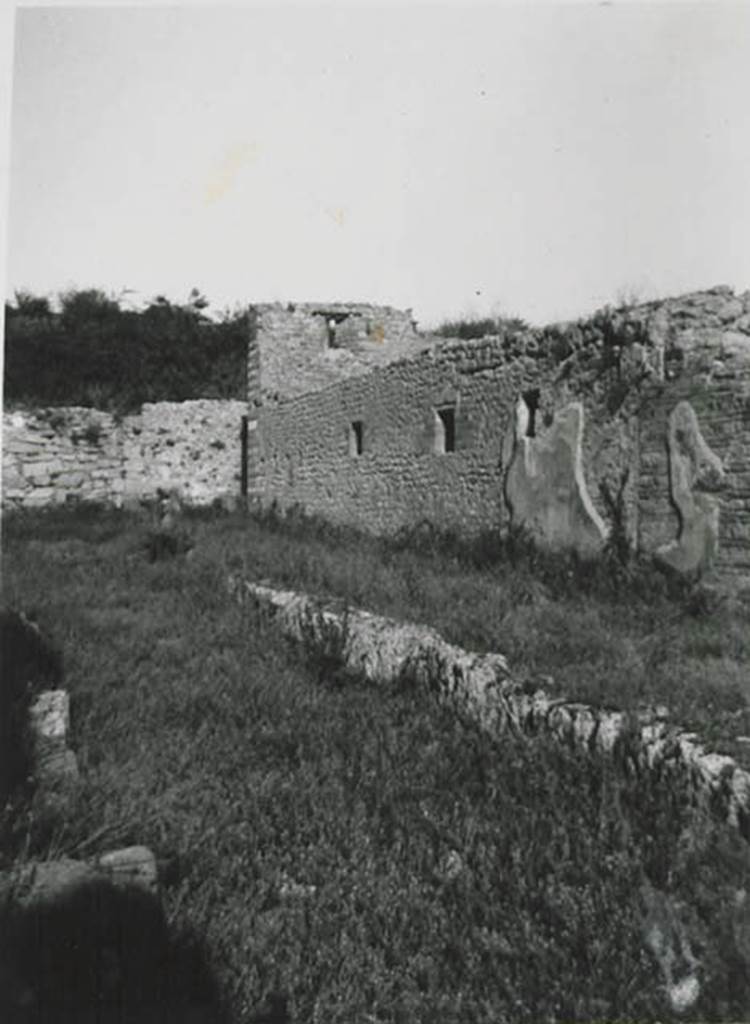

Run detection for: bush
[[3, 289, 252, 413], [432, 313, 528, 339]]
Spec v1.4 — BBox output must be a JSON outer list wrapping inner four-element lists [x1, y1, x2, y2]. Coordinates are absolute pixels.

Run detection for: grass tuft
[[3, 505, 750, 1021]]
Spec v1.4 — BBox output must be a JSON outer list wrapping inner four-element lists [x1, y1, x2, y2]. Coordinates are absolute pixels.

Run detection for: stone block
[[98, 846, 158, 893], [54, 471, 85, 487], [28, 690, 78, 788], [236, 578, 750, 832]]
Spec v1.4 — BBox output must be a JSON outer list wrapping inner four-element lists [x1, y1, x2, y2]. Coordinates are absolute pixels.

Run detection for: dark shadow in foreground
[[0, 875, 230, 1024]]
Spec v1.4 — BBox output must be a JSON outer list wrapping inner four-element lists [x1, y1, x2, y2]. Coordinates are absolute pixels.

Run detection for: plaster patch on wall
[[504, 399, 608, 556], [656, 401, 725, 577]]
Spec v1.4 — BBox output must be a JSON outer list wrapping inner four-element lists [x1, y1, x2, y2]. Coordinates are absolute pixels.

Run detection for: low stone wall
[[2, 400, 247, 509], [121, 400, 247, 505], [2, 407, 124, 507], [232, 578, 750, 837]]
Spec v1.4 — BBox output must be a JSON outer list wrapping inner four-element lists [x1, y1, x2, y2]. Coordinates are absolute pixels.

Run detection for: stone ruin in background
[[3, 286, 750, 588]]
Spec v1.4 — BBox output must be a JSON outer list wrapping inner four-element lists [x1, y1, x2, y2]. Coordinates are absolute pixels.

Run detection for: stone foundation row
[[231, 578, 750, 837]]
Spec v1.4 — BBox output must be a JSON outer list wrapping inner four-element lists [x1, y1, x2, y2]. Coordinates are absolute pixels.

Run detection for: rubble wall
[[2, 400, 247, 509], [254, 287, 750, 582]]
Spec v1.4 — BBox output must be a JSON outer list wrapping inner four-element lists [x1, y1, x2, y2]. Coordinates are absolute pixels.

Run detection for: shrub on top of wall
[[3, 289, 252, 413], [432, 313, 528, 339]]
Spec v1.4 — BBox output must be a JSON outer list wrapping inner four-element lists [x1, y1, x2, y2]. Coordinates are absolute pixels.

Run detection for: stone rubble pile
[[233, 578, 750, 837]]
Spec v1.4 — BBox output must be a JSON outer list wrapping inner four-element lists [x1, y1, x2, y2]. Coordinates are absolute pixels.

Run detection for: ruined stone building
[[246, 289, 750, 588], [4, 287, 750, 588]]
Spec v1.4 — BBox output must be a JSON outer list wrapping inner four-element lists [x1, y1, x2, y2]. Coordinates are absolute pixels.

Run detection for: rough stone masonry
[[4, 287, 750, 587], [2, 400, 247, 509], [249, 287, 750, 588]]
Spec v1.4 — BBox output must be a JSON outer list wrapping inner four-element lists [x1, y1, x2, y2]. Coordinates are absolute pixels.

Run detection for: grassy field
[[3, 505, 750, 1022], [201, 505, 750, 761]]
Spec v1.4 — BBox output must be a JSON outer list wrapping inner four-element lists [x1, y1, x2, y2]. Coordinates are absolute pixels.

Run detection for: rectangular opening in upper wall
[[349, 420, 364, 456], [435, 407, 456, 453]]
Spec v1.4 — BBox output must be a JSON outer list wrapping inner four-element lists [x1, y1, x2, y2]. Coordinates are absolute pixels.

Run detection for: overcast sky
[[3, 2, 750, 328]]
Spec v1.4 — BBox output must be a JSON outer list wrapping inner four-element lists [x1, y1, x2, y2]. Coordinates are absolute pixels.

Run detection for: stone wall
[[252, 302, 429, 403], [255, 327, 645, 539], [6, 287, 750, 582], [2, 400, 247, 509], [635, 291, 750, 581], [233, 577, 750, 835], [121, 400, 248, 505], [2, 407, 125, 508], [257, 336, 523, 536], [252, 287, 750, 582]]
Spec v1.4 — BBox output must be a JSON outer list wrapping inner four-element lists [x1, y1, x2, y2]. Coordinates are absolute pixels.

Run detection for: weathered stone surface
[[640, 879, 701, 1014], [236, 578, 510, 723], [254, 302, 424, 403], [504, 400, 608, 556], [234, 577, 750, 834], [656, 401, 725, 576], [97, 846, 159, 893], [29, 689, 69, 742], [6, 287, 750, 590], [2, 399, 246, 510], [28, 690, 79, 805], [250, 286, 750, 590]]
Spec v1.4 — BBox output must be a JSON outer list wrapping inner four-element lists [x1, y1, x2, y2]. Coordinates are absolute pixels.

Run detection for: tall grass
[[3, 505, 750, 1021], [193, 503, 750, 757]]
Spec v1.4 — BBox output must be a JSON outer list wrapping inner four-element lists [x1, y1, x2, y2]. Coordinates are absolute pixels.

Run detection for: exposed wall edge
[[230, 576, 750, 838]]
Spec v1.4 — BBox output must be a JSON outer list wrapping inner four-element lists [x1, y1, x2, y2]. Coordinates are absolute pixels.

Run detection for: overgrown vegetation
[[3, 505, 750, 1021], [210, 502, 750, 761], [432, 312, 528, 339], [3, 288, 252, 413]]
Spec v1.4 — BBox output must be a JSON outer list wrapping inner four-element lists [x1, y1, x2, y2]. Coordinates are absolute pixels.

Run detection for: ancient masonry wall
[[255, 332, 644, 538], [254, 288, 750, 582], [635, 308, 750, 581], [2, 400, 247, 509], [252, 302, 430, 402]]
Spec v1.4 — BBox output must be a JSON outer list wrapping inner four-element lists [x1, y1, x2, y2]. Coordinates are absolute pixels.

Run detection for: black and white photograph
[[2, 2, 750, 1021]]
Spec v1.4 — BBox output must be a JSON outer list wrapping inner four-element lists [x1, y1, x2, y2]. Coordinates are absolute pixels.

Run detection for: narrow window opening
[[435, 407, 456, 453], [349, 420, 364, 456], [522, 388, 540, 438]]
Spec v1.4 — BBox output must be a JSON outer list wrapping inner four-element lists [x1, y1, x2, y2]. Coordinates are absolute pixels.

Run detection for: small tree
[[59, 288, 121, 330], [11, 290, 52, 318]]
